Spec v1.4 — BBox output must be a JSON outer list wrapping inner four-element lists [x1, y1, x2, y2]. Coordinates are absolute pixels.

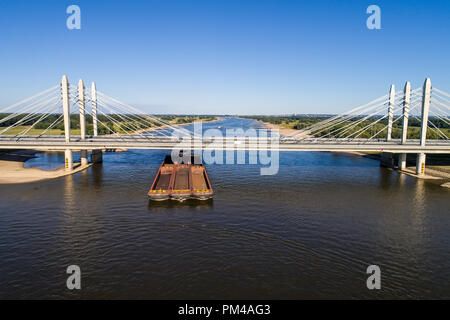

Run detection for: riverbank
[[259, 120, 309, 137], [134, 117, 221, 134], [0, 150, 91, 184]]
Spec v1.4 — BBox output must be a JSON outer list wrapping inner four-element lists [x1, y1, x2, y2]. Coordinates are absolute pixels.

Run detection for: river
[[1, 118, 449, 299]]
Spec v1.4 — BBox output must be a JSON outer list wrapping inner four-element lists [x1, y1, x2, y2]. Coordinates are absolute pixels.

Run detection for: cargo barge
[[148, 154, 214, 201]]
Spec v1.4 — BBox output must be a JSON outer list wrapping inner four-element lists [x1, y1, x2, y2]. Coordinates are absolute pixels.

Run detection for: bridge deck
[[0, 136, 449, 153]]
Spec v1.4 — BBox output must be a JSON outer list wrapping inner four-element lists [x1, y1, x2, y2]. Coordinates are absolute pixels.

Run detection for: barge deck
[[148, 155, 213, 201]]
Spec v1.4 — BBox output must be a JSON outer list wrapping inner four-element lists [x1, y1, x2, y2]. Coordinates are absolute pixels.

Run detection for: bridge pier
[[81, 150, 88, 166], [398, 153, 407, 170], [380, 152, 395, 168], [65, 149, 73, 171], [91, 149, 103, 163], [416, 153, 426, 175]]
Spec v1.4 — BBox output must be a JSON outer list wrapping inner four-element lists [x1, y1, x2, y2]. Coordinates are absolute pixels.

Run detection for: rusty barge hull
[[148, 155, 213, 201]]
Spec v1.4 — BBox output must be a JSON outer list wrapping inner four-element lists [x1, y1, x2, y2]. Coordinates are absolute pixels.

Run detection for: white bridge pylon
[[0, 75, 449, 175]]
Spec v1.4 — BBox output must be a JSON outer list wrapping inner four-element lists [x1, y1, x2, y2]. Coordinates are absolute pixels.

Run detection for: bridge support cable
[[96, 92, 196, 138], [288, 90, 410, 141], [0, 85, 59, 114], [0, 91, 60, 126], [429, 107, 450, 126], [0, 96, 62, 135], [96, 102, 175, 138], [297, 91, 405, 141], [431, 99, 450, 116], [349, 113, 391, 140], [286, 93, 391, 140], [94, 106, 154, 140], [324, 100, 397, 140], [292, 100, 390, 141], [1, 76, 448, 155], [91, 97, 176, 139], [408, 111, 449, 141], [83, 106, 134, 142], [433, 88, 450, 101], [15, 102, 63, 139], [95, 101, 145, 133], [427, 118, 449, 140], [94, 100, 170, 138], [430, 94, 450, 113], [37, 113, 64, 138], [331, 89, 421, 141], [93, 115, 122, 137], [286, 86, 426, 142], [95, 94, 182, 138], [318, 103, 390, 141], [316, 100, 390, 136], [362, 101, 422, 143], [97, 106, 184, 139], [98, 101, 193, 137], [432, 94, 450, 108], [350, 95, 424, 141], [89, 108, 130, 139]]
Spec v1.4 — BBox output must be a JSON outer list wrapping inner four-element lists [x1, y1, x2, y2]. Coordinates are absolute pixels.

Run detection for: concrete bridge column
[[398, 82, 411, 170], [416, 78, 431, 176], [65, 149, 73, 171], [416, 153, 426, 175], [62, 75, 71, 143], [380, 152, 394, 168], [398, 153, 407, 170], [91, 149, 103, 163], [78, 79, 88, 166], [420, 78, 431, 147]]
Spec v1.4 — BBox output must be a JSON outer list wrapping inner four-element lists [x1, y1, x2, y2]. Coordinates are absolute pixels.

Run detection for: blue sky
[[0, 0, 449, 114]]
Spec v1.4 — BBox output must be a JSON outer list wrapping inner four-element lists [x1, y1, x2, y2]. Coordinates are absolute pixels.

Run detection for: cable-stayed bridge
[[0, 76, 449, 176]]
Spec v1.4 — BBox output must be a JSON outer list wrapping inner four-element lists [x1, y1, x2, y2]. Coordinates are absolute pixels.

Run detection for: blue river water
[[1, 118, 449, 299]]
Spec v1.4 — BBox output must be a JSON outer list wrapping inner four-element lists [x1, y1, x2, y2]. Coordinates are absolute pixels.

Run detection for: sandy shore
[[0, 150, 92, 184], [258, 121, 311, 138], [134, 117, 221, 135]]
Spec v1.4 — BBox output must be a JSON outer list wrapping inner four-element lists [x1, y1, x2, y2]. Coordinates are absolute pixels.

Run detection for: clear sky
[[0, 0, 449, 114]]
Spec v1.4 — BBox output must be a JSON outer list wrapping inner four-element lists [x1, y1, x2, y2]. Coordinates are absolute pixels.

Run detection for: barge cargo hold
[[148, 155, 214, 201]]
